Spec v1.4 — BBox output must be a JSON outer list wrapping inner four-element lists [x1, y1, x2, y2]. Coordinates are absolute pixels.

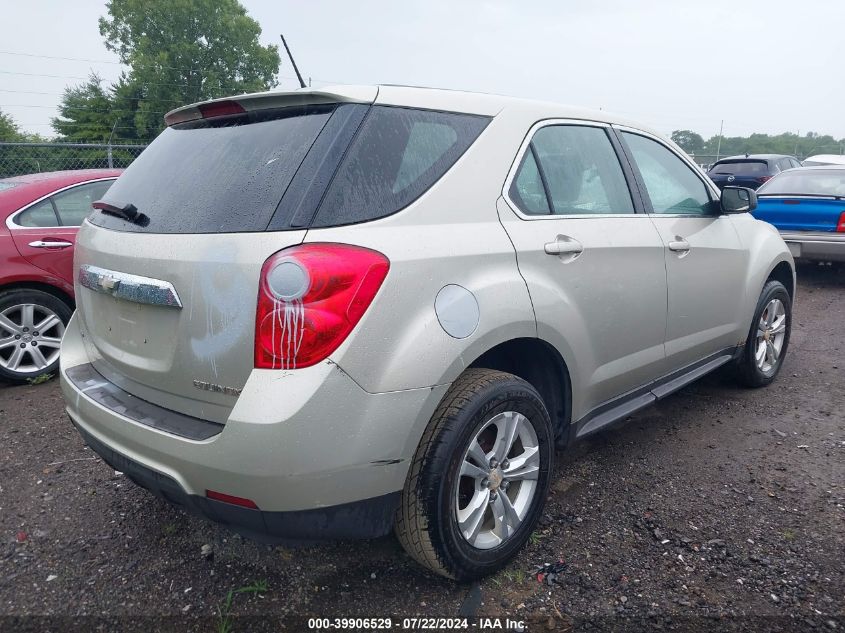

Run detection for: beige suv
[[61, 85, 794, 580]]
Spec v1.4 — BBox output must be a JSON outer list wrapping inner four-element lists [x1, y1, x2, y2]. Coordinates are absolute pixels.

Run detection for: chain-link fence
[[0, 142, 147, 179]]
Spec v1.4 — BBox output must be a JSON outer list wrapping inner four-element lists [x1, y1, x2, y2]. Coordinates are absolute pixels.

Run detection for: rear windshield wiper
[[92, 200, 149, 226]]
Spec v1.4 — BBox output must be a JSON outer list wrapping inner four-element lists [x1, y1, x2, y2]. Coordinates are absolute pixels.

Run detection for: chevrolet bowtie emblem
[[98, 276, 120, 290]]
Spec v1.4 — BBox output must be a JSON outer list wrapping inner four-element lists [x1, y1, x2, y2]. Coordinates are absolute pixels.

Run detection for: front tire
[[735, 280, 791, 388], [0, 289, 71, 383], [395, 369, 554, 580]]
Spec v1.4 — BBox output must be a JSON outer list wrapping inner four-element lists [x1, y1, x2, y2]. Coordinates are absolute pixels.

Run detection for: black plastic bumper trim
[[65, 363, 224, 441], [70, 417, 401, 543]]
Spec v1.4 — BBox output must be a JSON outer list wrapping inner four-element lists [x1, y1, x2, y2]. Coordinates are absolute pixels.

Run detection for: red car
[[0, 169, 122, 382]]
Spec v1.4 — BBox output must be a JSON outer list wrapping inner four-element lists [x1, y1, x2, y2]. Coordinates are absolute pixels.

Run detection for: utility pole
[[107, 120, 118, 169], [715, 120, 724, 162], [280, 34, 306, 89]]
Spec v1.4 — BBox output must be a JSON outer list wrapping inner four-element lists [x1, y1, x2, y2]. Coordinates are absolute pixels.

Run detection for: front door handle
[[544, 236, 584, 256], [668, 238, 690, 253], [28, 240, 73, 249]]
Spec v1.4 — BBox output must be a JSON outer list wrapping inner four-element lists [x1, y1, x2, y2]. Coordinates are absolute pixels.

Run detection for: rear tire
[[735, 280, 791, 388], [0, 289, 72, 384], [395, 369, 554, 580]]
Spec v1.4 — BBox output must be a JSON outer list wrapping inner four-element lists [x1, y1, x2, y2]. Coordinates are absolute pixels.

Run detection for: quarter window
[[622, 132, 712, 215], [52, 180, 114, 226], [510, 149, 550, 214], [510, 125, 634, 215], [311, 106, 490, 227], [16, 199, 59, 227]]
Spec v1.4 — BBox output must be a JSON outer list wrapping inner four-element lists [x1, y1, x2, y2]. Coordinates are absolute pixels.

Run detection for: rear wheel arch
[[468, 337, 571, 446], [0, 281, 74, 310]]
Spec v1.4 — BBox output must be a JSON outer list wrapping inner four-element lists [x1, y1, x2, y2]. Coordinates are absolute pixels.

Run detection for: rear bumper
[[60, 312, 448, 541], [779, 231, 845, 262], [70, 417, 400, 543]]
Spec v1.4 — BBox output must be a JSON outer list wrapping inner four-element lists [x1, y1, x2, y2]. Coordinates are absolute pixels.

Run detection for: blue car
[[754, 165, 845, 263]]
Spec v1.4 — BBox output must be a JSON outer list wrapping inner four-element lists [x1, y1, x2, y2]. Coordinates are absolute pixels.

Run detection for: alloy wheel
[[454, 411, 540, 550], [0, 303, 65, 374], [755, 298, 787, 374]]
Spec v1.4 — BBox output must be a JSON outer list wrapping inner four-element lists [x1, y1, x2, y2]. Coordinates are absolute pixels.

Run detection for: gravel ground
[[1, 264, 842, 632]]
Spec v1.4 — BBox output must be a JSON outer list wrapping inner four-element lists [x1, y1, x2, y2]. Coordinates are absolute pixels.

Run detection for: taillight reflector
[[756, 176, 773, 184], [255, 244, 390, 370], [206, 490, 259, 509], [837, 212, 845, 233]]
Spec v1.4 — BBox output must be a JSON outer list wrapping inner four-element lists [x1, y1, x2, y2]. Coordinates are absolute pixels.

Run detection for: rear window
[[709, 160, 768, 175], [758, 169, 845, 197], [89, 103, 489, 234], [309, 106, 490, 227], [89, 105, 334, 233]]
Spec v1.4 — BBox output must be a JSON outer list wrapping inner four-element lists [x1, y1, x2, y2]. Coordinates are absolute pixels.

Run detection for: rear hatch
[[708, 159, 772, 189], [74, 91, 374, 423], [73, 87, 492, 423]]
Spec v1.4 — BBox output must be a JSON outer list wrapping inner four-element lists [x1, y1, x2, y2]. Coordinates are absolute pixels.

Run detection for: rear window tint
[[309, 106, 490, 227], [88, 105, 334, 233], [710, 160, 768, 175], [758, 169, 845, 197]]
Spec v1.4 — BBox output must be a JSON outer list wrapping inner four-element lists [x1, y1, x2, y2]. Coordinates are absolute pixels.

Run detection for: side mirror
[[721, 186, 757, 214]]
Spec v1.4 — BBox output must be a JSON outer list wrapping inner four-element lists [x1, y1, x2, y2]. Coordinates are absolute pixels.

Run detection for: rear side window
[[310, 107, 490, 227], [509, 125, 634, 215], [89, 105, 334, 234]]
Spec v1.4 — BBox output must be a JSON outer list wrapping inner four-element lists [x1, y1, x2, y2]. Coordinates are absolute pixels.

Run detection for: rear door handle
[[668, 238, 690, 253], [28, 240, 73, 249], [544, 236, 584, 256]]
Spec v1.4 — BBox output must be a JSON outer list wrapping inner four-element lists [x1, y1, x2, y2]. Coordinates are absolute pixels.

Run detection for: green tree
[[51, 73, 115, 142], [98, 0, 281, 138], [0, 108, 26, 141], [671, 130, 704, 153]]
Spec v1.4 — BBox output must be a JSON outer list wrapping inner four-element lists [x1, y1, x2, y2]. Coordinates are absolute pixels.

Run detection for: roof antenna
[[280, 34, 306, 89]]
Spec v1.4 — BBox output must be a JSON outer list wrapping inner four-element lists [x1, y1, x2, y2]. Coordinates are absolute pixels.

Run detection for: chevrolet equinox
[[61, 85, 795, 580]]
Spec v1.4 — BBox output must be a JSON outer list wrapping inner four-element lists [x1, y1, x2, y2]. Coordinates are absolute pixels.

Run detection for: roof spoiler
[[164, 86, 378, 126]]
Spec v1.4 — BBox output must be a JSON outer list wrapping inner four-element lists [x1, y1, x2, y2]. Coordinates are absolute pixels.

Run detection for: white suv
[[61, 85, 794, 580]]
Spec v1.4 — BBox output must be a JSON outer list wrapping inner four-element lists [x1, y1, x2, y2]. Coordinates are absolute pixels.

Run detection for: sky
[[2, 0, 844, 143]]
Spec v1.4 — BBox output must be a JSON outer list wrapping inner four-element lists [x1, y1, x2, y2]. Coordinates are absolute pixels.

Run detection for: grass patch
[[217, 580, 268, 633], [27, 373, 53, 385]]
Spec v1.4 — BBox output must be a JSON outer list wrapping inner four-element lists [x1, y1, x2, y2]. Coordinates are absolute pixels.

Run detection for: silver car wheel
[[754, 298, 787, 374], [454, 411, 540, 550], [0, 303, 65, 374]]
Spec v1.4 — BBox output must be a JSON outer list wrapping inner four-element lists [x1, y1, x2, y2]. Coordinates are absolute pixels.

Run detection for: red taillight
[[197, 100, 245, 119], [756, 176, 773, 184], [837, 212, 845, 233], [254, 244, 390, 370], [206, 490, 259, 509]]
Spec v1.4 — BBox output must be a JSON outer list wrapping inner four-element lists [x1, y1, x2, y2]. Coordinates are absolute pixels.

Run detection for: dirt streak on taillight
[[255, 244, 389, 370]]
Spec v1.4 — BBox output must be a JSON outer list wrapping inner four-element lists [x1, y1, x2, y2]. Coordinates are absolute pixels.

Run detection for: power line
[[0, 49, 206, 74], [0, 49, 328, 84]]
